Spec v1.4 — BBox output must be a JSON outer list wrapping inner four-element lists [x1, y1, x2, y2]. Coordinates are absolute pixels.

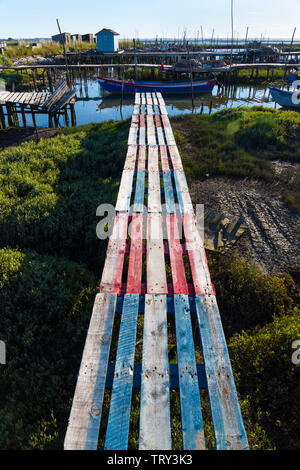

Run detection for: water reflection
[[72, 75, 276, 126]]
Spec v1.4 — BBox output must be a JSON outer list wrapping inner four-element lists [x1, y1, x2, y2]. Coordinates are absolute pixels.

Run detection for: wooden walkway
[[64, 92, 249, 451], [0, 80, 77, 129]]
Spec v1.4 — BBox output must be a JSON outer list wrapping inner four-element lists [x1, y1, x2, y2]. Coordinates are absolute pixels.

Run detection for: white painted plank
[[146, 213, 167, 293], [139, 294, 171, 450]]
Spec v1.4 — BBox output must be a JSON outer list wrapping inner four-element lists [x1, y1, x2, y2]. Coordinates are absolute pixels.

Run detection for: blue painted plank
[[133, 170, 146, 213], [173, 171, 193, 214], [105, 294, 139, 450], [195, 294, 249, 450], [139, 294, 171, 450], [64, 293, 117, 450], [174, 294, 205, 450], [163, 171, 176, 213]]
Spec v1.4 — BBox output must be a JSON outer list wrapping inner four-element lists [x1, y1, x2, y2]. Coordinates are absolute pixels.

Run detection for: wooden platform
[[64, 92, 249, 451]]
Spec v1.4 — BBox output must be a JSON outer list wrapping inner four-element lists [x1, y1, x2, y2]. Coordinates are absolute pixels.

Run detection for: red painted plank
[[100, 213, 128, 295], [160, 145, 170, 172], [127, 213, 144, 294], [166, 214, 188, 295], [138, 145, 146, 171], [124, 145, 137, 170]]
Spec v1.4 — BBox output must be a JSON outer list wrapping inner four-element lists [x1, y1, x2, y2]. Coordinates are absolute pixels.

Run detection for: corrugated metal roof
[[95, 28, 120, 36]]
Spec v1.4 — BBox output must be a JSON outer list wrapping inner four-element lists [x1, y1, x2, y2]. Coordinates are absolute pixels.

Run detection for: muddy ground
[[190, 176, 300, 273], [0, 127, 60, 151]]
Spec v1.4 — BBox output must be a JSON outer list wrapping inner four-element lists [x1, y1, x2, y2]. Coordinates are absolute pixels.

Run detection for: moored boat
[[269, 86, 300, 109], [97, 76, 217, 94], [288, 70, 300, 84]]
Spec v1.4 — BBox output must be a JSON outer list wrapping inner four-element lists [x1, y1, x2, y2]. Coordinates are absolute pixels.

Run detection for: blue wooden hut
[[96, 28, 119, 52]]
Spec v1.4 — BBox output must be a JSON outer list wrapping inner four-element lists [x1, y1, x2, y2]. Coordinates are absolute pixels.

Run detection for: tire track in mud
[[190, 177, 300, 272]]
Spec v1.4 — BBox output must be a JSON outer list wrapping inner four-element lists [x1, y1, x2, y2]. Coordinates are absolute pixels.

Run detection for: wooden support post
[[70, 103, 76, 127], [32, 70, 37, 90], [64, 107, 69, 127], [30, 105, 37, 128], [48, 112, 53, 128], [20, 105, 27, 128], [0, 104, 6, 129]]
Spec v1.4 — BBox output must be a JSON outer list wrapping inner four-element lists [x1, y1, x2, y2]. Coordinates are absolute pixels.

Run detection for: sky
[[0, 0, 299, 39]]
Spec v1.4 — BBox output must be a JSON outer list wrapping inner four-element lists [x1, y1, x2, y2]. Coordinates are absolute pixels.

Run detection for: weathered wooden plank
[[124, 145, 137, 171], [174, 294, 205, 449], [160, 145, 170, 171], [146, 114, 156, 146], [148, 145, 159, 171], [169, 146, 184, 171], [140, 93, 146, 105], [166, 214, 188, 294], [100, 213, 128, 294], [173, 171, 194, 214], [105, 294, 139, 449], [155, 115, 165, 145], [135, 93, 141, 105], [195, 295, 249, 450], [163, 171, 176, 214], [147, 213, 167, 294], [137, 144, 146, 171], [133, 170, 146, 213], [128, 114, 139, 145], [127, 213, 144, 294], [139, 294, 171, 450], [161, 115, 176, 145], [64, 292, 117, 450], [139, 114, 146, 145], [183, 213, 213, 295], [151, 92, 158, 106], [115, 170, 134, 212], [133, 104, 140, 115], [148, 169, 161, 213], [146, 92, 153, 105]]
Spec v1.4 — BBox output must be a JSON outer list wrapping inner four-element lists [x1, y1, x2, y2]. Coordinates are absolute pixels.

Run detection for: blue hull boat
[[97, 76, 217, 94], [269, 86, 300, 109]]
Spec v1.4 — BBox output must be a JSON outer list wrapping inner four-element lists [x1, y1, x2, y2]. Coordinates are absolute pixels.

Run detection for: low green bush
[[0, 247, 97, 449], [0, 121, 129, 274], [229, 311, 300, 449]]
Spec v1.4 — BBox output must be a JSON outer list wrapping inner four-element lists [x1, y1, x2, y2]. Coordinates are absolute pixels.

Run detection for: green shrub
[[229, 311, 300, 449], [209, 252, 295, 336], [0, 247, 97, 449], [0, 121, 129, 274]]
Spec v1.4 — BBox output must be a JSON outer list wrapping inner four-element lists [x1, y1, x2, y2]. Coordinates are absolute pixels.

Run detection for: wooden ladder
[[64, 92, 249, 451]]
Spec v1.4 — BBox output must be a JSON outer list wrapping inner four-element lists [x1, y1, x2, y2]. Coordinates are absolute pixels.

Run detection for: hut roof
[[95, 28, 120, 36]]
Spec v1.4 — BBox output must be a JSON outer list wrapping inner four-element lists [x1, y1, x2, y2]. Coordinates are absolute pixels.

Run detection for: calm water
[[8, 74, 280, 128]]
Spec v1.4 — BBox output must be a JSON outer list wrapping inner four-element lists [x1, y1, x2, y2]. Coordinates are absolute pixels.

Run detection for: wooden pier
[[0, 80, 77, 129], [64, 92, 249, 451]]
